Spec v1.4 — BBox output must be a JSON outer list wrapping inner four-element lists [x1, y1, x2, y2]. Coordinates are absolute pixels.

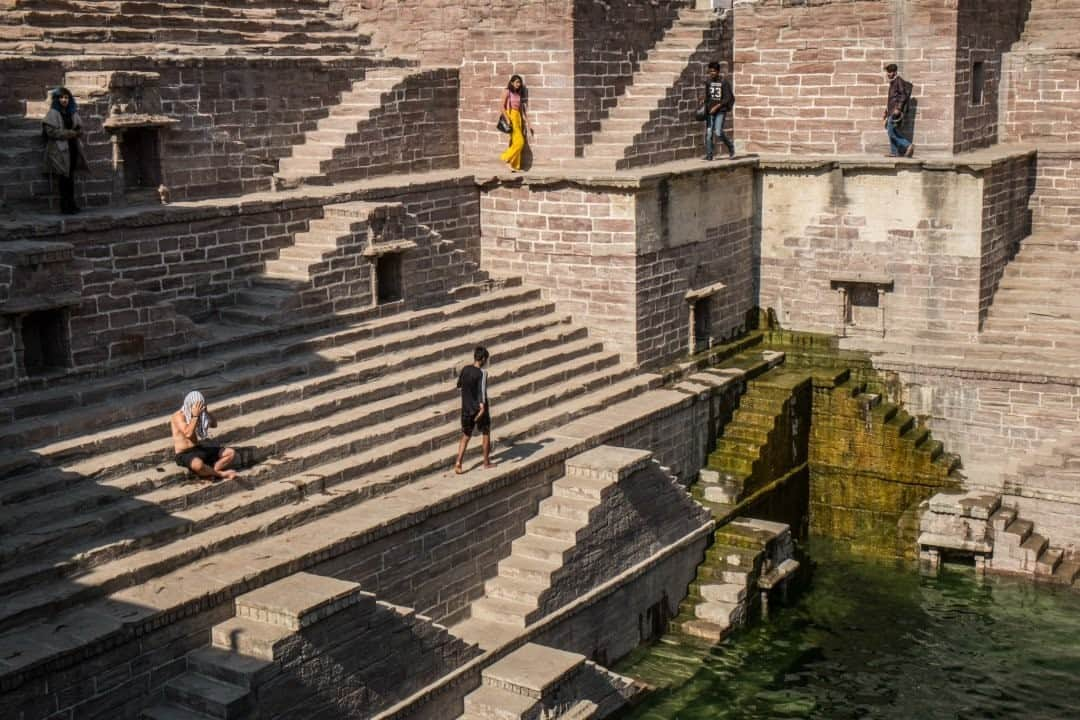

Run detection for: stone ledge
[[757, 144, 1037, 173]]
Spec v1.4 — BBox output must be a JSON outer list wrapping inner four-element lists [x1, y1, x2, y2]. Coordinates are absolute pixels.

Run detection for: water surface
[[616, 539, 1080, 720]]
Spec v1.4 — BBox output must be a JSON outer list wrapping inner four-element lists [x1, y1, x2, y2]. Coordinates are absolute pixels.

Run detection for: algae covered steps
[[676, 517, 798, 643], [695, 369, 813, 512]]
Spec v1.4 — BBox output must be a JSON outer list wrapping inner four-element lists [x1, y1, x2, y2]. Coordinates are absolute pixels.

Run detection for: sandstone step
[[679, 618, 731, 642], [484, 574, 545, 606], [699, 582, 746, 604], [0, 373, 656, 630], [141, 704, 217, 720], [551, 474, 613, 502], [999, 518, 1034, 546], [163, 672, 251, 720], [497, 553, 561, 586], [185, 646, 278, 690], [1035, 547, 1064, 576], [510, 534, 573, 565], [210, 617, 293, 662], [448, 617, 518, 652], [0, 38, 367, 56], [0, 284, 545, 446], [0, 346, 626, 577], [482, 642, 586, 699], [526, 514, 583, 543], [469, 596, 533, 627], [538, 494, 596, 523], [463, 684, 540, 719], [693, 599, 740, 625]]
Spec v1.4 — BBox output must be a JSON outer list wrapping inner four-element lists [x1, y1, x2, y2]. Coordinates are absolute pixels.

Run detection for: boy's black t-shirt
[[705, 78, 734, 114], [457, 365, 487, 415]]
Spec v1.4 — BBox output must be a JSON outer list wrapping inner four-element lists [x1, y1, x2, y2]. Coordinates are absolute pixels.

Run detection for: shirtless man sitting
[[171, 390, 238, 481]]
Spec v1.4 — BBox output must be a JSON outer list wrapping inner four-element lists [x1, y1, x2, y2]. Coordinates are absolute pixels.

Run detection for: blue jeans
[[705, 112, 734, 158], [886, 115, 911, 156]]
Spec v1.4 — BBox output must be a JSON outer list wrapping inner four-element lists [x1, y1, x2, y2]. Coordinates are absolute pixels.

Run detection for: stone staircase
[[0, 0, 372, 56], [581, 6, 721, 168], [458, 643, 639, 720], [978, 230, 1080, 353], [220, 201, 453, 326], [696, 369, 812, 509], [1014, 0, 1080, 50], [0, 284, 661, 672], [918, 490, 1080, 585], [144, 572, 480, 719], [274, 67, 457, 189], [675, 517, 798, 643]]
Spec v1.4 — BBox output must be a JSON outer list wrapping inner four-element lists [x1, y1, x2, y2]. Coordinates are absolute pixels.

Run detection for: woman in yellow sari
[[499, 75, 532, 172]]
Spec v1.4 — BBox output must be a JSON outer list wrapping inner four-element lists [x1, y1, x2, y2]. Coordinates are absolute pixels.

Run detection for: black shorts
[[176, 444, 222, 470], [461, 408, 491, 437]]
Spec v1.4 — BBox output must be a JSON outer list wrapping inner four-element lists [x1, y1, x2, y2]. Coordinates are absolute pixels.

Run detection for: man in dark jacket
[[883, 63, 914, 157], [702, 61, 735, 160]]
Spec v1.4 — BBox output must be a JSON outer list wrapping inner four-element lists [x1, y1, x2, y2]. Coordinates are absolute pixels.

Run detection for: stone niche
[[0, 241, 81, 378], [361, 205, 415, 306], [830, 273, 893, 338]]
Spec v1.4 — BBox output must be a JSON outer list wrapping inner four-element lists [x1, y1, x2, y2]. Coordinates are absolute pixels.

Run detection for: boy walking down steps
[[454, 346, 494, 474]]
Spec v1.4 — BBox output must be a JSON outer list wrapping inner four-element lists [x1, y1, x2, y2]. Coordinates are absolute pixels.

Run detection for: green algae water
[[615, 539, 1080, 720]]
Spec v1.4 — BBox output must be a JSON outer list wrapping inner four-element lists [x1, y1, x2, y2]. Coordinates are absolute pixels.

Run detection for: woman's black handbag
[[496, 114, 512, 134]]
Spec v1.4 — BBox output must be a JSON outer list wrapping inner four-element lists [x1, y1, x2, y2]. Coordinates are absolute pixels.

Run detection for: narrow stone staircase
[[451, 446, 711, 652], [696, 370, 812, 509], [0, 284, 661, 674], [977, 230, 1080, 354], [274, 67, 457, 189], [918, 490, 1080, 585], [220, 200, 456, 326], [458, 643, 639, 720], [675, 517, 798, 642], [144, 572, 480, 719], [581, 6, 722, 168], [1013, 0, 1080, 50], [0, 0, 372, 56]]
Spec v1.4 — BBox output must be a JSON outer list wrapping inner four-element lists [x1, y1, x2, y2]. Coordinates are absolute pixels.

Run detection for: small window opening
[[21, 309, 70, 375], [120, 128, 163, 189], [693, 298, 712, 353], [971, 61, 985, 105], [376, 253, 403, 304]]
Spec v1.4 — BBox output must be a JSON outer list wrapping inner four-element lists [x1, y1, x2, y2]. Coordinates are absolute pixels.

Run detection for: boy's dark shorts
[[461, 410, 491, 437], [176, 444, 222, 470]]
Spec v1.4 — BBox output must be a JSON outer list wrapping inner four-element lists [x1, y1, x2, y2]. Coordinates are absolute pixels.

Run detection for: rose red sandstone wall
[[1031, 153, 1080, 230], [1001, 52, 1080, 145], [479, 167, 755, 368], [634, 165, 756, 363], [460, 38, 577, 168], [572, 0, 690, 154], [346, 0, 572, 65], [977, 153, 1036, 324], [759, 159, 1033, 346], [0, 181, 482, 379], [952, 0, 1028, 152], [733, 0, 958, 155]]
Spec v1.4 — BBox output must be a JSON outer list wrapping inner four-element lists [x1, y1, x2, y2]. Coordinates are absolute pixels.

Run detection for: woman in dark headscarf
[[41, 86, 88, 214]]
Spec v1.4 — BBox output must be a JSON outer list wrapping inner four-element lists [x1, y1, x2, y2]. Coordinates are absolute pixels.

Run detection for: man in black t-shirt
[[454, 345, 493, 474], [701, 61, 735, 160]]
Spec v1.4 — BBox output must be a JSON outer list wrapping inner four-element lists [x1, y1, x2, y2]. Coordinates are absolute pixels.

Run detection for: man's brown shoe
[[905, 144, 915, 158]]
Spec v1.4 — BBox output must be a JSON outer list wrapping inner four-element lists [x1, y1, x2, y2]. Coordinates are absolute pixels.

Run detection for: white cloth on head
[[181, 390, 211, 441]]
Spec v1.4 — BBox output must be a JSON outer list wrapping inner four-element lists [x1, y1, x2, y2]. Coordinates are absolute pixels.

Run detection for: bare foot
[[454, 464, 465, 475], [220, 470, 239, 480], [483, 462, 495, 469]]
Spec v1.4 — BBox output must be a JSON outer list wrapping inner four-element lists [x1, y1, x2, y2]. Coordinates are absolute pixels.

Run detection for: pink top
[[505, 91, 522, 111]]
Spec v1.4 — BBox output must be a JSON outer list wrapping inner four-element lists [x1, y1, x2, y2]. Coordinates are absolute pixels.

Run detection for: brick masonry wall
[[572, 0, 689, 155], [460, 37, 577, 169], [634, 165, 755, 366], [619, 18, 728, 169], [0, 57, 395, 208], [758, 160, 1035, 348], [879, 359, 1080, 550], [480, 166, 755, 368], [952, 0, 1027, 152], [0, 180, 482, 378], [978, 152, 1035, 325], [345, 0, 572, 66], [1031, 152, 1080, 231], [733, 0, 958, 155], [479, 182, 639, 358], [1001, 51, 1080, 145]]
